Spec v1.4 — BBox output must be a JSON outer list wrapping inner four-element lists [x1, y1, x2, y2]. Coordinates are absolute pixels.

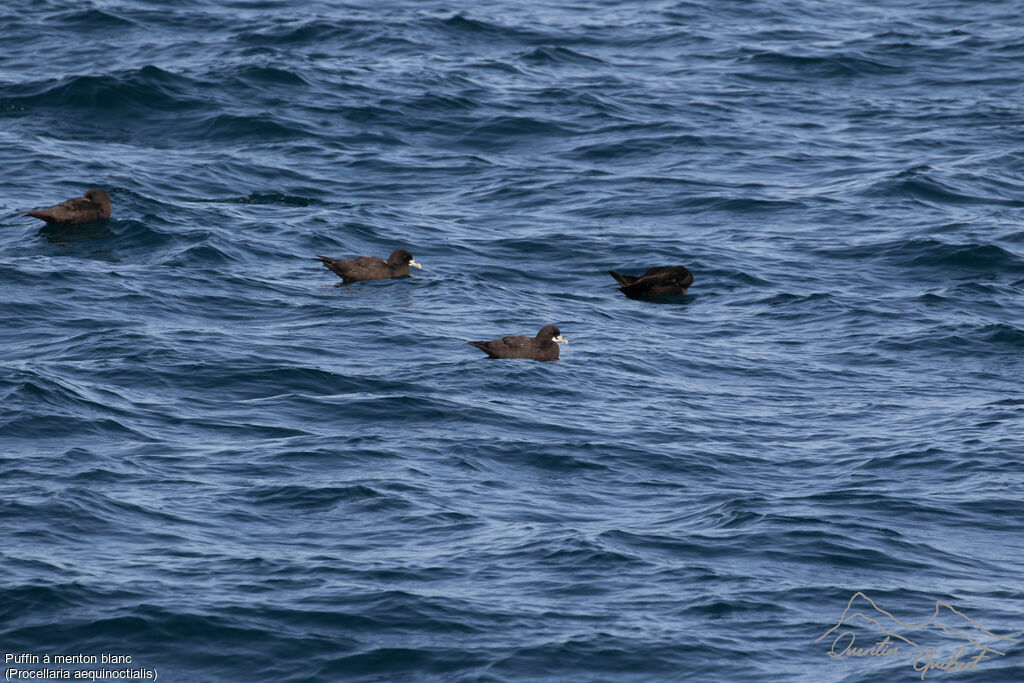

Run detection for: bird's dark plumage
[[609, 266, 694, 299], [316, 249, 421, 284], [24, 189, 112, 226], [468, 325, 568, 361]]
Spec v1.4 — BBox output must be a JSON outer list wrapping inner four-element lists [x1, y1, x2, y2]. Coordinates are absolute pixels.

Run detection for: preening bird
[[24, 189, 112, 226], [608, 266, 693, 299]]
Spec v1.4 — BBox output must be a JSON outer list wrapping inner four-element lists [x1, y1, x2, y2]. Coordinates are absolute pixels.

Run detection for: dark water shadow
[[36, 218, 114, 246]]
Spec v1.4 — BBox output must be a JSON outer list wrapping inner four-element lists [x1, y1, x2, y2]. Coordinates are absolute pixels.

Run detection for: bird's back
[[26, 197, 105, 225], [468, 335, 558, 360], [318, 255, 392, 283], [616, 266, 693, 298]]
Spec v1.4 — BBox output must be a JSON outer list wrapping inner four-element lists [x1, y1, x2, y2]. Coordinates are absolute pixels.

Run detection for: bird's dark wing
[[499, 335, 531, 351], [617, 266, 693, 298], [24, 197, 100, 225], [468, 335, 531, 358], [643, 266, 692, 278], [316, 255, 391, 282], [638, 267, 693, 287], [350, 256, 386, 269]]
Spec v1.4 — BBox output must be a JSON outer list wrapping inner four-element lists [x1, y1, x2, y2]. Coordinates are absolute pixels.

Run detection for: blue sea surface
[[2, 1, 1023, 680]]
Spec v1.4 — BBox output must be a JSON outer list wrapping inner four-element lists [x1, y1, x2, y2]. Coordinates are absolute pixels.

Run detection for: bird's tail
[[24, 210, 57, 224], [608, 270, 635, 287]]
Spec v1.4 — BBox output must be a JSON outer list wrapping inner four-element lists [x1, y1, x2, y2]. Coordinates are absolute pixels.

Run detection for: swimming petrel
[[24, 189, 112, 226], [468, 325, 568, 361], [316, 249, 422, 284]]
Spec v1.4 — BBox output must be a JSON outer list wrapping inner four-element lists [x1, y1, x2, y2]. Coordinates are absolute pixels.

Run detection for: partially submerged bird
[[468, 325, 568, 361], [24, 188, 112, 226], [316, 249, 421, 284], [609, 266, 694, 299]]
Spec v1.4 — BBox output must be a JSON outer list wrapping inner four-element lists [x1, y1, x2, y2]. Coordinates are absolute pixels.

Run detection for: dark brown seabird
[[315, 249, 422, 284], [24, 189, 112, 226], [609, 266, 694, 299], [468, 325, 568, 361]]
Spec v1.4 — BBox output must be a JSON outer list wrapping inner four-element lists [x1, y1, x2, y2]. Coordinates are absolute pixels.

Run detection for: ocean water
[[2, 0, 1023, 680]]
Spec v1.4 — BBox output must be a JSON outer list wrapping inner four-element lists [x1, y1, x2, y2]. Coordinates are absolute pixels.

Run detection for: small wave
[[243, 484, 414, 512], [194, 112, 308, 141], [854, 446, 956, 474], [457, 115, 576, 150], [980, 323, 1024, 347], [383, 92, 480, 115], [2, 65, 208, 114], [38, 218, 177, 259], [0, 583, 132, 618], [519, 46, 605, 66], [232, 64, 311, 87], [235, 19, 367, 46], [208, 193, 313, 207], [866, 165, 1024, 206], [0, 372, 154, 439], [738, 49, 902, 79], [819, 237, 1024, 275], [987, 397, 1024, 407], [167, 364, 353, 401], [910, 241, 1024, 271], [475, 441, 612, 472], [535, 535, 642, 568], [600, 529, 711, 557], [160, 243, 239, 267], [0, 413, 151, 441], [567, 134, 709, 161], [47, 8, 137, 29], [900, 176, 1024, 206], [873, 322, 1024, 354], [436, 14, 548, 43], [487, 637, 719, 680]]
